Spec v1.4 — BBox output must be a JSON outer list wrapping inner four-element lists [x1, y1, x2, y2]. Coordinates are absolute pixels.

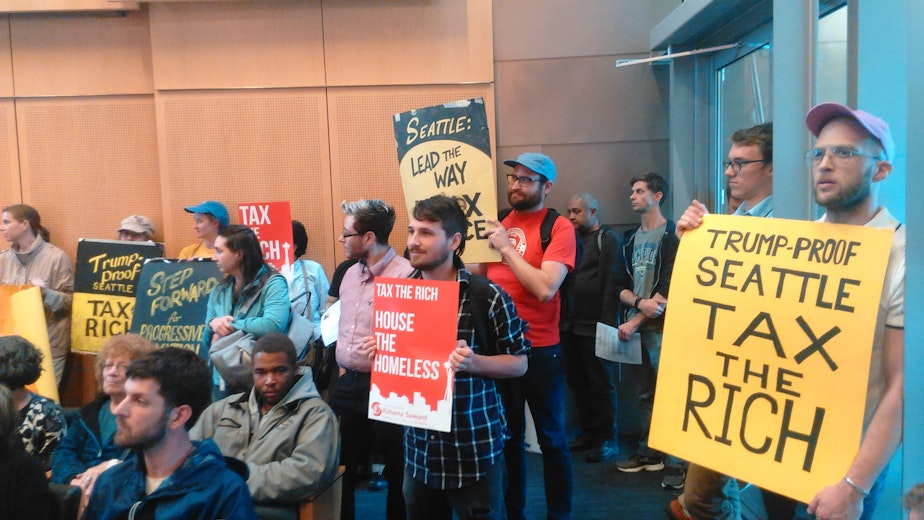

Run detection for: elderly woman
[[0, 335, 66, 470], [51, 334, 156, 487], [205, 224, 290, 396], [0, 383, 56, 519], [0, 204, 74, 384]]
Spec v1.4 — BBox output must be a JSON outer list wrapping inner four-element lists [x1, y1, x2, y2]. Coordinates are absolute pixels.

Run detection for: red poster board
[[370, 277, 459, 432], [237, 201, 294, 272]]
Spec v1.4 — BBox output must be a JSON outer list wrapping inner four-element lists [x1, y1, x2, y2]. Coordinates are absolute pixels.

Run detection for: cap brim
[[805, 103, 855, 137], [503, 159, 521, 168]]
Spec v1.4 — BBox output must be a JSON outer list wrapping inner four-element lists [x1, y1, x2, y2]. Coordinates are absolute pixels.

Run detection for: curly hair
[[95, 334, 157, 387], [0, 384, 18, 451], [0, 336, 44, 390], [905, 482, 924, 513]]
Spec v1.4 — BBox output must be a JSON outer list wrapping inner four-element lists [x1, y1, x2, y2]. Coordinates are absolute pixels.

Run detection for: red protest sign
[[369, 277, 459, 432], [237, 201, 294, 271]]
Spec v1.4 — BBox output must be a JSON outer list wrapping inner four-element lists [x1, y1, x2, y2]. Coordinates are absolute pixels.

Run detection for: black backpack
[[498, 207, 561, 252]]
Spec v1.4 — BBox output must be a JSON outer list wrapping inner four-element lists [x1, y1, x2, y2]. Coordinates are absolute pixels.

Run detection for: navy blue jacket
[[83, 439, 256, 520], [51, 395, 126, 484]]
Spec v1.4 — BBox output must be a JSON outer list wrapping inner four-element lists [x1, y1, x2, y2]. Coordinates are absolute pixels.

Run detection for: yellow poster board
[[8, 287, 59, 403], [650, 215, 893, 503]]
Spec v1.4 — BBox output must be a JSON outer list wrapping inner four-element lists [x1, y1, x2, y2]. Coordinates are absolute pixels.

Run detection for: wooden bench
[[299, 466, 345, 520]]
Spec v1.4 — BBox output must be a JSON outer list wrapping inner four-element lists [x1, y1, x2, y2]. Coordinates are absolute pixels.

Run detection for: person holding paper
[[328, 199, 413, 520], [612, 173, 680, 483], [560, 192, 623, 463], [399, 194, 529, 520], [0, 204, 74, 384]]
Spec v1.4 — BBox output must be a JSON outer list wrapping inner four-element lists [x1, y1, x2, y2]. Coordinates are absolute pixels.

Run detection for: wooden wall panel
[[148, 1, 325, 90], [0, 99, 18, 250], [14, 96, 161, 260], [327, 85, 494, 262], [0, 17, 12, 96], [0, 1, 138, 13], [10, 9, 153, 96], [495, 55, 669, 146], [323, 0, 493, 86], [155, 89, 334, 272]]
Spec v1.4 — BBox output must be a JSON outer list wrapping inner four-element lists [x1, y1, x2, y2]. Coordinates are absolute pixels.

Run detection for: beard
[[815, 166, 873, 212], [409, 248, 452, 272], [508, 187, 543, 211], [115, 410, 170, 451]]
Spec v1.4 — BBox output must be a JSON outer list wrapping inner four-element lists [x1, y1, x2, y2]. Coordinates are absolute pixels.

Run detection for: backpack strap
[[466, 273, 496, 353], [497, 207, 560, 253]]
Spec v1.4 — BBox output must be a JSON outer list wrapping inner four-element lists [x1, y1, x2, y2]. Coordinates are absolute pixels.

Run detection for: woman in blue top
[[204, 225, 290, 395], [51, 334, 156, 488]]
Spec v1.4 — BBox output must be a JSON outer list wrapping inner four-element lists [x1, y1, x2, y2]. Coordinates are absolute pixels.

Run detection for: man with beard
[[560, 192, 623, 463], [478, 152, 576, 520], [396, 194, 529, 519], [84, 347, 256, 520], [803, 103, 904, 520], [193, 333, 340, 519], [668, 104, 903, 520]]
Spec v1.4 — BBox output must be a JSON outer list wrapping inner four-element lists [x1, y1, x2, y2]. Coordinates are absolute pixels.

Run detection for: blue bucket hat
[[503, 152, 557, 184], [184, 200, 230, 228]]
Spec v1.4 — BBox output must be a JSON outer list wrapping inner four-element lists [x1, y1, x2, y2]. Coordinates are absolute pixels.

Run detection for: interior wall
[[493, 0, 678, 228]]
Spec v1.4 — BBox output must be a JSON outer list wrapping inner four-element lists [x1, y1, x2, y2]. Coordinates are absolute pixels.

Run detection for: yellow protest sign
[[10, 287, 59, 403], [393, 98, 500, 263], [650, 214, 893, 503]]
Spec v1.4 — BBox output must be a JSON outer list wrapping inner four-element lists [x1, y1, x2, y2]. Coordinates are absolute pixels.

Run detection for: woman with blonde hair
[[51, 334, 157, 489], [0, 204, 74, 384]]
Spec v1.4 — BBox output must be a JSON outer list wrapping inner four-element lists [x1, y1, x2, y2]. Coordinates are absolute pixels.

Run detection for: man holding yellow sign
[[661, 104, 903, 520]]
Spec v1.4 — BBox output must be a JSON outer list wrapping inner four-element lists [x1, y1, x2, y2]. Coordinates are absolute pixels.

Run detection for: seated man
[[193, 332, 340, 519], [84, 347, 256, 520]]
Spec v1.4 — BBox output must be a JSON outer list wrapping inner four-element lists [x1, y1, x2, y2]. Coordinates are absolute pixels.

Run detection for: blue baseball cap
[[184, 200, 230, 228], [503, 152, 557, 184]]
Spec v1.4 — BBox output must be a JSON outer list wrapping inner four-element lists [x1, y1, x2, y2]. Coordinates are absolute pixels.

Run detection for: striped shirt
[[404, 264, 530, 489]]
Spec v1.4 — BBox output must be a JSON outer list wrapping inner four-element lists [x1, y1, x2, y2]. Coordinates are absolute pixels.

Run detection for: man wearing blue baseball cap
[[478, 152, 576, 520], [179, 200, 230, 259]]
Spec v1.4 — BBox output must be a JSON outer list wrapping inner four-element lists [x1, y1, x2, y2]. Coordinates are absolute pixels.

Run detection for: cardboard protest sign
[[369, 277, 459, 432], [71, 239, 164, 353], [650, 215, 894, 503], [238, 201, 295, 273], [394, 98, 500, 263], [0, 285, 22, 334], [1, 286, 58, 402], [130, 259, 222, 359]]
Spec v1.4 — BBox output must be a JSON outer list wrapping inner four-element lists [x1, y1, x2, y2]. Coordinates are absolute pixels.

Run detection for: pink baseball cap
[[805, 102, 894, 161]]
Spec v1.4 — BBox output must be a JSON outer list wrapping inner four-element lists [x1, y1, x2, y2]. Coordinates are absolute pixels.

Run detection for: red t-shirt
[[486, 208, 576, 347]]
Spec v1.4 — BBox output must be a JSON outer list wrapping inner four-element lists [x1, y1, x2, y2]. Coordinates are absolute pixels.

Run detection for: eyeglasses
[[805, 146, 883, 166], [103, 362, 130, 372], [341, 230, 361, 238], [722, 159, 768, 173], [506, 174, 544, 186]]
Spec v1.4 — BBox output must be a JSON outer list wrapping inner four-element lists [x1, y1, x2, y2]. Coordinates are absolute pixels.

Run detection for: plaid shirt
[[404, 263, 530, 489]]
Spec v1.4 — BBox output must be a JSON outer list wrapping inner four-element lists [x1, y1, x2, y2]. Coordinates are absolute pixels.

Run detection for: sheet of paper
[[320, 300, 340, 347], [594, 322, 641, 365]]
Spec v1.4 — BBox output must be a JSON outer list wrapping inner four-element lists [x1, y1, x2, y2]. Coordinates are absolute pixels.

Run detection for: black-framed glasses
[[722, 159, 768, 173], [804, 146, 883, 166], [505, 173, 544, 186], [341, 230, 361, 238]]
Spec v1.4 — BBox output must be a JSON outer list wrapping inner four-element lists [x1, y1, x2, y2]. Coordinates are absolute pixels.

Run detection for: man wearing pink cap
[[802, 103, 904, 520], [666, 104, 903, 520]]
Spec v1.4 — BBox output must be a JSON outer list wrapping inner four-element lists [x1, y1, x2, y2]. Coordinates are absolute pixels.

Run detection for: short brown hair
[[730, 122, 773, 162]]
